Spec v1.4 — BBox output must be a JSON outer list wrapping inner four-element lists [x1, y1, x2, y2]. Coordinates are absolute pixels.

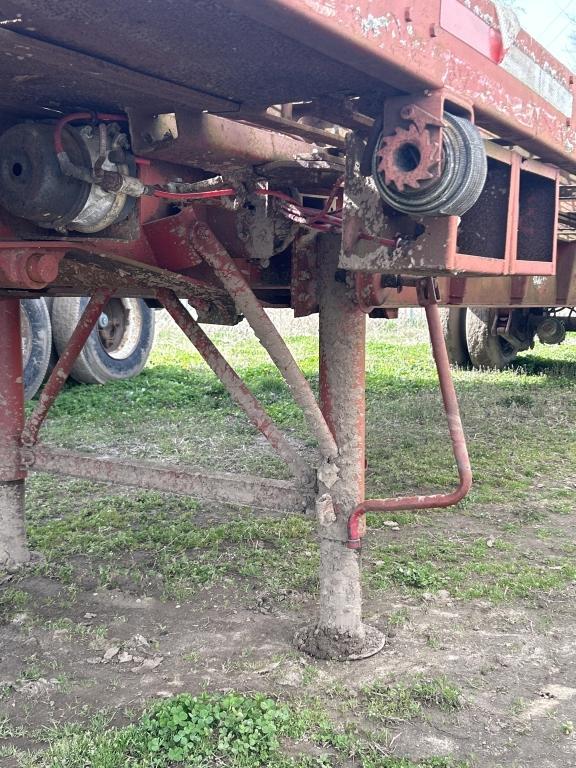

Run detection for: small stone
[[102, 645, 120, 662], [118, 651, 134, 663], [486, 538, 495, 548], [132, 656, 163, 672], [382, 520, 400, 530], [84, 612, 97, 619], [86, 657, 102, 665]]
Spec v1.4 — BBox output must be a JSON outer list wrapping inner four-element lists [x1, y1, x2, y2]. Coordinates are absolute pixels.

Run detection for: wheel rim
[[97, 298, 143, 360]]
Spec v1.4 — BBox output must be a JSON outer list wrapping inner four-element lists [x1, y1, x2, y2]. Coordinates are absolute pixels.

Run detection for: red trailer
[[0, 0, 575, 659]]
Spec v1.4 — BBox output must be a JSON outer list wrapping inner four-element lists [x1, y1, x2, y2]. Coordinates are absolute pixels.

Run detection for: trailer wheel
[[51, 297, 155, 384], [21, 298, 52, 400], [439, 307, 470, 367], [465, 307, 518, 369]]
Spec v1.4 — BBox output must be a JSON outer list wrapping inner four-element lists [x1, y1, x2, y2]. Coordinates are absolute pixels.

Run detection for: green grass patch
[[26, 487, 317, 599], [0, 588, 29, 621], [365, 533, 576, 601], [11, 692, 469, 768], [361, 677, 462, 724]]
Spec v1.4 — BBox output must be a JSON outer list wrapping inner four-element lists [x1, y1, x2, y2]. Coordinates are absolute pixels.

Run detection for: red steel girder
[[222, 0, 576, 173]]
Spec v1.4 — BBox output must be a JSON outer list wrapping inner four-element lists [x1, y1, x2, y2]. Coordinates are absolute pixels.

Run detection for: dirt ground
[[2, 516, 576, 767], [1, 317, 575, 767]]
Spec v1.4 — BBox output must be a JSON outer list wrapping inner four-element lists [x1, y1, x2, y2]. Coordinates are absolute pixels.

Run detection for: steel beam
[[158, 289, 308, 479], [0, 298, 29, 567], [222, 0, 576, 174], [27, 445, 310, 513]]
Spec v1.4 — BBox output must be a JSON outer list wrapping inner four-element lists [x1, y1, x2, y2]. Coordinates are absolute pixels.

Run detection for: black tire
[[21, 298, 52, 400], [41, 297, 59, 378], [439, 307, 470, 367], [51, 297, 155, 384], [465, 307, 518, 369]]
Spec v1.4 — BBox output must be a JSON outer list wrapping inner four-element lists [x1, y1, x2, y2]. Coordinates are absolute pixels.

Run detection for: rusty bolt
[[429, 24, 439, 37], [404, 7, 413, 22], [25, 253, 60, 285]]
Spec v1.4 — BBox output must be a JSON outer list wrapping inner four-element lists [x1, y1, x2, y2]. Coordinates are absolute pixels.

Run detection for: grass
[[2, 315, 576, 767], [361, 677, 462, 724], [6, 691, 469, 768], [13, 321, 576, 604], [0, 588, 30, 621]]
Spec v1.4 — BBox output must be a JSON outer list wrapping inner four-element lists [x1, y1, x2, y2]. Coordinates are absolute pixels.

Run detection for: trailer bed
[[1, 0, 575, 171]]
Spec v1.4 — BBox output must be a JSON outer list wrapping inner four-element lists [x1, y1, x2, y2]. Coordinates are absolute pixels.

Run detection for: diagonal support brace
[[22, 290, 113, 446], [190, 220, 338, 461], [158, 288, 309, 480]]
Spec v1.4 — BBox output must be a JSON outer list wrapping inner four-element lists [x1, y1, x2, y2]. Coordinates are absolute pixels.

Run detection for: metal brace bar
[[22, 290, 113, 446], [158, 288, 309, 480], [190, 220, 338, 460], [347, 279, 472, 549], [25, 445, 310, 512]]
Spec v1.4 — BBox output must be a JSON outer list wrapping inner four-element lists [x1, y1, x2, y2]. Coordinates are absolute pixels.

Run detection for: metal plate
[[0, 1, 386, 117]]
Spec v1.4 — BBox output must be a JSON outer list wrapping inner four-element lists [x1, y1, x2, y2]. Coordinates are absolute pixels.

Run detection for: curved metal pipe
[[347, 296, 472, 549]]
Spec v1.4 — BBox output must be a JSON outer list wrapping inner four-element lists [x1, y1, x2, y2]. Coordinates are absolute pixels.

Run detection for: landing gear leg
[[0, 298, 29, 569], [297, 237, 385, 660]]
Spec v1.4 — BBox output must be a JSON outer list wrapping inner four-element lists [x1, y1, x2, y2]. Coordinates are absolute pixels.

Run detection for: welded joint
[[316, 493, 336, 527], [317, 458, 339, 489], [416, 276, 440, 306], [18, 448, 35, 470]]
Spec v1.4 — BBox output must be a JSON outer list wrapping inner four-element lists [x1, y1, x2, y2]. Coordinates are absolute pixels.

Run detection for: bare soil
[[2, 508, 576, 767]]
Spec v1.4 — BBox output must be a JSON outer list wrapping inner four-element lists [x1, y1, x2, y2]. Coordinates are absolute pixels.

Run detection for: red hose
[[152, 188, 236, 201], [54, 111, 128, 155]]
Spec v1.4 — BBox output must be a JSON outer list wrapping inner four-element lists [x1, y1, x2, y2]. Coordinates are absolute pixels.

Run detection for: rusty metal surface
[[22, 290, 112, 447], [0, 250, 62, 290], [375, 93, 447, 192], [355, 245, 576, 309], [0, 1, 386, 117], [159, 289, 309, 479], [0, 27, 234, 118], [1, 1, 573, 173], [0, 299, 26, 481], [191, 220, 338, 460], [129, 111, 333, 171], [26, 445, 310, 512], [220, 0, 576, 173], [347, 283, 472, 549], [342, 134, 561, 278], [291, 235, 319, 317]]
